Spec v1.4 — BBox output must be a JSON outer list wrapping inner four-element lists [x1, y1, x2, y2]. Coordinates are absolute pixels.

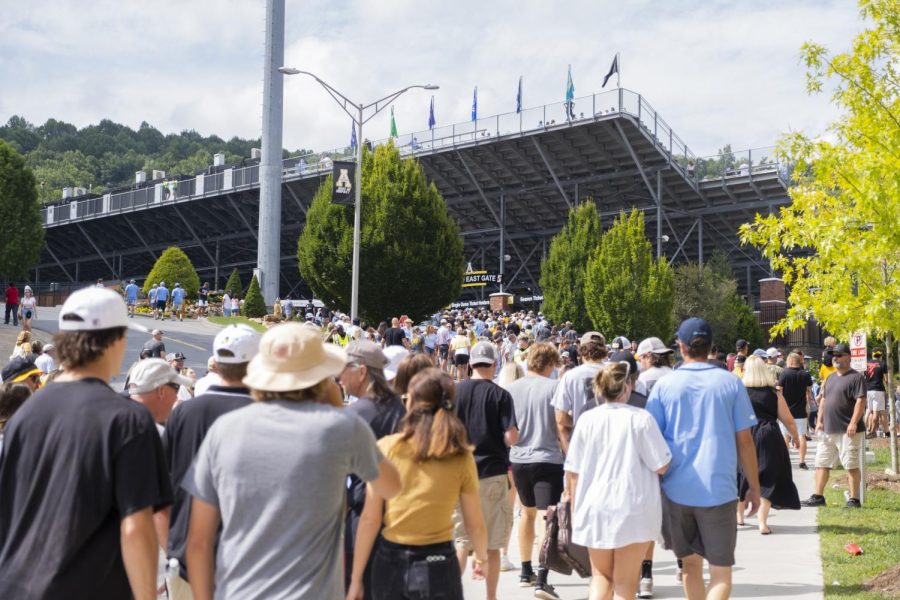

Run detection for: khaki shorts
[[867, 391, 886, 412], [453, 473, 512, 551], [815, 432, 864, 470]]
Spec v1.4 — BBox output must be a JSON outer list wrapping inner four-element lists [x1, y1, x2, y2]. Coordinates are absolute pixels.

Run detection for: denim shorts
[[371, 539, 462, 600]]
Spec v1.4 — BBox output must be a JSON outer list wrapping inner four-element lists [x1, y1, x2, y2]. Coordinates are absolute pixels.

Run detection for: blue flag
[[471, 86, 478, 122], [566, 65, 574, 103], [516, 76, 523, 114], [350, 122, 357, 150], [428, 96, 436, 130]]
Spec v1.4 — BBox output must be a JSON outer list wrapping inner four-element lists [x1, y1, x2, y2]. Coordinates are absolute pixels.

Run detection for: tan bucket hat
[[243, 323, 347, 392]]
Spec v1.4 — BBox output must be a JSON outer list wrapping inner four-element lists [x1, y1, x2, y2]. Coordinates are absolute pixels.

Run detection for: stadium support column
[[656, 171, 663, 259], [257, 0, 285, 305], [697, 218, 704, 266], [499, 194, 506, 293]]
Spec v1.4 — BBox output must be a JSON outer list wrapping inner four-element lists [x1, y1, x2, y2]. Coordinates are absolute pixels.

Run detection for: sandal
[[760, 527, 773, 535]]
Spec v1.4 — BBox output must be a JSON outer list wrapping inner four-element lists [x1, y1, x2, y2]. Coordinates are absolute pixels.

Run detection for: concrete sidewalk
[[463, 446, 823, 599]]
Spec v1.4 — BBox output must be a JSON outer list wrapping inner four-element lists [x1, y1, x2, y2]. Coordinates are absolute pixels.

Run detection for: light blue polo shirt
[[171, 287, 185, 305], [124, 283, 139, 302], [645, 362, 756, 507]]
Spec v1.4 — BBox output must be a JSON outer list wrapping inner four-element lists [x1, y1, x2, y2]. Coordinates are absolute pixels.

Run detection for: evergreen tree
[[143, 247, 200, 299], [224, 268, 243, 298], [0, 140, 44, 279], [539, 200, 602, 332], [584, 209, 674, 341], [298, 142, 463, 322], [242, 275, 267, 318]]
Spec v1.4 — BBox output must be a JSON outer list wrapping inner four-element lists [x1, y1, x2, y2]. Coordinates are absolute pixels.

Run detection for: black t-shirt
[[865, 359, 886, 392], [383, 327, 407, 347], [198, 287, 209, 301], [507, 322, 521, 337], [822, 370, 867, 433], [455, 379, 517, 479], [345, 396, 405, 556], [778, 367, 813, 418], [143, 338, 166, 358], [162, 386, 253, 577], [0, 378, 172, 598]]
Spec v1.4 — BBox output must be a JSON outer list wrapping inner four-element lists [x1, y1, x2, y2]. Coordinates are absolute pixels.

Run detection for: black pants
[[371, 539, 462, 600], [4, 303, 18, 326]]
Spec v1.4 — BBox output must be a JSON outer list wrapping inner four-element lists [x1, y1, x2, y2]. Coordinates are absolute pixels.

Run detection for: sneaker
[[846, 498, 861, 508], [534, 582, 561, 600], [801, 494, 826, 507], [638, 577, 653, 598], [499, 554, 516, 572], [799, 462, 808, 470], [519, 573, 536, 587], [675, 562, 683, 583]]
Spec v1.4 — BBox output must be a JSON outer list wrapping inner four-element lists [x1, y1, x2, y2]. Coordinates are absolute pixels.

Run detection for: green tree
[[143, 247, 200, 299], [242, 275, 268, 318], [298, 142, 463, 322], [539, 200, 602, 332], [584, 209, 674, 340], [740, 0, 900, 471], [224, 268, 243, 297], [672, 260, 764, 351], [0, 140, 45, 279]]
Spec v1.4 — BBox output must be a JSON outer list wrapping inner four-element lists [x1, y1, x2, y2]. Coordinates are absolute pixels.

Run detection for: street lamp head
[[279, 67, 300, 75], [424, 84, 440, 90]]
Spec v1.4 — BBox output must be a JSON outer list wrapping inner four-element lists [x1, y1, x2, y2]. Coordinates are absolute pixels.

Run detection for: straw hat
[[243, 323, 347, 392]]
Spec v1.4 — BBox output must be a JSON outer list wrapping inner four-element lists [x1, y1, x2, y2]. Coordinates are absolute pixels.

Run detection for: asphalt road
[[30, 309, 221, 389]]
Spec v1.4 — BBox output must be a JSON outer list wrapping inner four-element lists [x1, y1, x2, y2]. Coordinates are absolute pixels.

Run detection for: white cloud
[[0, 0, 864, 157]]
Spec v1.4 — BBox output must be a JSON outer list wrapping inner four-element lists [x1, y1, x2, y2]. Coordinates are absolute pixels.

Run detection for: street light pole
[[279, 67, 437, 320]]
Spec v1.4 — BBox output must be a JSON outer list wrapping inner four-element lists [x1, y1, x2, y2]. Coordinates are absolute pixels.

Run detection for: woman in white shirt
[[19, 287, 37, 332], [564, 362, 671, 600]]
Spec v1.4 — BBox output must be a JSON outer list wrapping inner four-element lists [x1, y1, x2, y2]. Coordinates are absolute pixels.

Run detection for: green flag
[[390, 105, 398, 138]]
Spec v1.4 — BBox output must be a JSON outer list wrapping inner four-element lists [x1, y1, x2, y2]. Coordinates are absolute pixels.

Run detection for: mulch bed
[[863, 563, 900, 597]]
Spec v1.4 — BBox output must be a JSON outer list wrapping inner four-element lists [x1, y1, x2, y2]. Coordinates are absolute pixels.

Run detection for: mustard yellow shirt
[[377, 434, 478, 546]]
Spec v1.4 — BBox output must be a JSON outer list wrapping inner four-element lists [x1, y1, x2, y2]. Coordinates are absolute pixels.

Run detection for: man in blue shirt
[[155, 282, 169, 320], [646, 317, 760, 600], [171, 283, 186, 322], [124, 279, 140, 318]]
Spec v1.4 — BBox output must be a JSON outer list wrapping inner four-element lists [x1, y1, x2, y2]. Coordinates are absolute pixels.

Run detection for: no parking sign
[[850, 331, 867, 373]]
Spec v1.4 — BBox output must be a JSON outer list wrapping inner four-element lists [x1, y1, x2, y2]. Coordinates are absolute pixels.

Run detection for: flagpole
[[617, 52, 621, 88]]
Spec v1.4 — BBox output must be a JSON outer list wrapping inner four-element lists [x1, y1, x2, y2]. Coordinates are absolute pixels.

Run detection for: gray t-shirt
[[637, 366, 673, 394], [508, 375, 564, 464], [184, 401, 382, 600]]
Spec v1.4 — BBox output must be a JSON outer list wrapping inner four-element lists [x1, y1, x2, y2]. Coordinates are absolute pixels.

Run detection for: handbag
[[539, 505, 573, 575], [556, 500, 592, 578]]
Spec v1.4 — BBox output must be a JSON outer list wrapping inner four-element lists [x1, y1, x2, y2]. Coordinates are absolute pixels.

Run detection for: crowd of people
[[0, 287, 897, 600]]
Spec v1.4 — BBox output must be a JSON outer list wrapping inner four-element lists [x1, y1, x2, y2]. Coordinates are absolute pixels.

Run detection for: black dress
[[738, 386, 801, 510]]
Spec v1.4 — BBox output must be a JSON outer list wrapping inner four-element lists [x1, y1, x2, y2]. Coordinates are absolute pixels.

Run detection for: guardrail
[[40, 88, 788, 227]]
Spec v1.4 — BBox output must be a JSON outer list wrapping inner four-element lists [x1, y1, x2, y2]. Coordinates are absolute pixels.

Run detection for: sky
[[0, 0, 864, 159]]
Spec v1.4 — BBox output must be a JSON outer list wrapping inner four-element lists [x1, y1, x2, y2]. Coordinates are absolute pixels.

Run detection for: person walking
[[645, 318, 761, 600], [3, 283, 19, 327], [565, 362, 671, 600], [450, 327, 471, 382], [171, 283, 186, 322], [0, 287, 172, 598], [18, 286, 37, 332], [737, 356, 801, 534], [183, 324, 401, 599], [222, 291, 231, 317], [552, 332, 607, 453], [864, 348, 889, 438], [156, 281, 169, 320], [161, 324, 260, 599], [635, 337, 674, 394], [347, 368, 489, 600], [197, 282, 210, 319], [453, 341, 518, 600], [124, 279, 140, 318], [777, 351, 815, 468], [801, 342, 867, 508], [506, 343, 565, 599]]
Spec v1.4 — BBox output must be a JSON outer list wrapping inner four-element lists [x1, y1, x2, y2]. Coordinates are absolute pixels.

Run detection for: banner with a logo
[[332, 161, 355, 205]]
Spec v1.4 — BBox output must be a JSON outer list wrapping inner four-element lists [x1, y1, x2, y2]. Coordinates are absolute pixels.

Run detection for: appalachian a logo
[[335, 169, 352, 194]]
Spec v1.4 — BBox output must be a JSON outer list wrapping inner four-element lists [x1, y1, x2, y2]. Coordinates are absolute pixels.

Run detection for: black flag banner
[[332, 161, 355, 205], [602, 55, 619, 88]]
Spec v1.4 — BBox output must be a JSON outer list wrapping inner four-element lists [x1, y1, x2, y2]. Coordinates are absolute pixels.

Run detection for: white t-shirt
[[551, 362, 604, 425], [564, 403, 671, 549], [19, 297, 37, 314], [35, 353, 56, 374]]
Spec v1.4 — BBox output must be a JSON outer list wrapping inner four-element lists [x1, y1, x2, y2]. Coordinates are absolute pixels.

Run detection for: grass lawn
[[820, 445, 900, 599], [207, 315, 267, 333]]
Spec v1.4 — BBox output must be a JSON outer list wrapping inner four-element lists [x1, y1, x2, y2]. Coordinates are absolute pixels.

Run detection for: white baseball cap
[[58, 287, 147, 332], [128, 358, 192, 394], [766, 347, 779, 358], [635, 337, 674, 357], [214, 324, 261, 364]]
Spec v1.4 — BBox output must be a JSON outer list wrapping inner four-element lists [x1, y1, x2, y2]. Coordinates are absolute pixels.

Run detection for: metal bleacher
[[34, 87, 790, 301]]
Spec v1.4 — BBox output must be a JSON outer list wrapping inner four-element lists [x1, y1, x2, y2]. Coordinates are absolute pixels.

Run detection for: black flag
[[332, 161, 355, 205], [602, 55, 619, 88]]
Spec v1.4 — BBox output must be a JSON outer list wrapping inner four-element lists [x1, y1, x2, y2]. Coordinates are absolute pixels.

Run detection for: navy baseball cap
[[676, 317, 712, 346]]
